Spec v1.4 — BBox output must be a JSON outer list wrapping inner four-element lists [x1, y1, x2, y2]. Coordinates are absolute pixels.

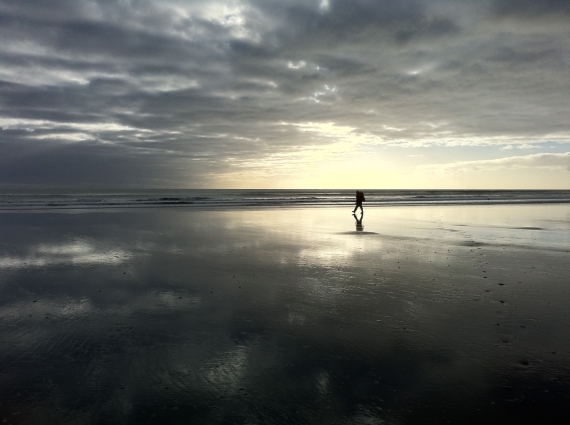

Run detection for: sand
[[0, 204, 569, 424]]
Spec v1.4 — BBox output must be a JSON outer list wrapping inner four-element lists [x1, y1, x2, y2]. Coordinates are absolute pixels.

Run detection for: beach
[[1, 203, 569, 424]]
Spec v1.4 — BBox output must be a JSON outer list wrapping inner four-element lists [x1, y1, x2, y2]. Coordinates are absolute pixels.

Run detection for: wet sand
[[1, 204, 569, 424]]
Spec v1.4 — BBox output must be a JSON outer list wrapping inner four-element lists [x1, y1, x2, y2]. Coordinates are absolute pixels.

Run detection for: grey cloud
[[0, 13, 224, 63], [491, 0, 570, 18], [0, 137, 197, 187], [1, 0, 569, 186], [252, 0, 461, 50], [486, 46, 562, 65]]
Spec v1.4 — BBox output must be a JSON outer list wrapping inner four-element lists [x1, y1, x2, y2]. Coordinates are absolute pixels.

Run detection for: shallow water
[[1, 189, 569, 210], [0, 205, 569, 424]]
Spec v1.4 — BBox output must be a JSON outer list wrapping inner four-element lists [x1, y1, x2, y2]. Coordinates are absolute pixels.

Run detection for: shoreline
[[2, 198, 570, 212], [1, 189, 570, 212]]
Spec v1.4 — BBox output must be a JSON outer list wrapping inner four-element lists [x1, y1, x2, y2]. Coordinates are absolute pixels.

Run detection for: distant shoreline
[[1, 189, 570, 211]]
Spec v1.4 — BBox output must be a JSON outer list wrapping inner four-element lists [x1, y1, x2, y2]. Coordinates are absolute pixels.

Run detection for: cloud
[[500, 143, 542, 150], [418, 152, 570, 174], [0, 1, 569, 187], [491, 0, 570, 19]]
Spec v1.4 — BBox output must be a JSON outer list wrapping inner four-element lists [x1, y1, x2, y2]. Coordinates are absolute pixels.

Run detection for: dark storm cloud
[[0, 133, 227, 187], [1, 0, 569, 186]]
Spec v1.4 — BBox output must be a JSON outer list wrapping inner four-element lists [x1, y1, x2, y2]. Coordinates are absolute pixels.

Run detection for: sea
[[1, 189, 570, 210]]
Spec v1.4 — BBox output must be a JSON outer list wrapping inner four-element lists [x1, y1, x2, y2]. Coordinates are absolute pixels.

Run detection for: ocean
[[1, 189, 570, 210]]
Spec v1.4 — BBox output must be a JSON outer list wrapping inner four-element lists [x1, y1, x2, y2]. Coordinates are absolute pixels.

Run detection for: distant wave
[[1, 190, 569, 210]]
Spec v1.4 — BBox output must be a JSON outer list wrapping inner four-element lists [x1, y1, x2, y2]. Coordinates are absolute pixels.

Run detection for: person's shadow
[[352, 212, 364, 232]]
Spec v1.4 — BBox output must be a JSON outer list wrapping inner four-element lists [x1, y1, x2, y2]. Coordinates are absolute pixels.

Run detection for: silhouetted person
[[353, 190, 365, 214], [353, 212, 364, 231]]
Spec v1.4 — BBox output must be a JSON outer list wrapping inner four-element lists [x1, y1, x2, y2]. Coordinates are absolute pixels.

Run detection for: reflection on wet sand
[[0, 240, 132, 269], [353, 211, 364, 231], [0, 205, 569, 424]]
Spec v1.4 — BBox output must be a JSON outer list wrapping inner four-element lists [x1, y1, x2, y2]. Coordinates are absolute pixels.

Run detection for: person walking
[[353, 190, 365, 214]]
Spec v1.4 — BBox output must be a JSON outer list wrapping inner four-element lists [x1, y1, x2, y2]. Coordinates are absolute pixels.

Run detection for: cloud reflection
[[0, 240, 132, 269]]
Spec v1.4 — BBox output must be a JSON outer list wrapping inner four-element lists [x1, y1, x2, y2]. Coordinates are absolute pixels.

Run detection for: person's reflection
[[352, 212, 364, 231]]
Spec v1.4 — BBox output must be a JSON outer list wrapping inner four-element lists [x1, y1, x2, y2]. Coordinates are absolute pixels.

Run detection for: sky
[[1, 0, 569, 189]]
